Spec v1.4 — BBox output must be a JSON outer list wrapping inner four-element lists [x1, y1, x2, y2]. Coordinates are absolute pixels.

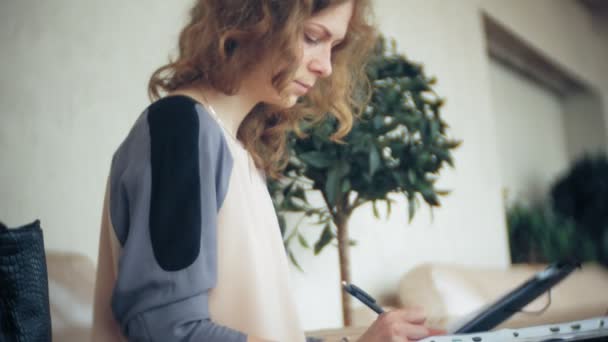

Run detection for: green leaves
[[507, 203, 598, 264], [408, 194, 417, 223], [369, 146, 381, 177], [299, 151, 333, 169], [298, 233, 310, 249], [314, 224, 334, 255], [288, 250, 303, 272]]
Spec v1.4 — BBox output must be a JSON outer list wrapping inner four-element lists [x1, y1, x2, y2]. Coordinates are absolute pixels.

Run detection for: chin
[[283, 94, 300, 108], [265, 94, 299, 109]]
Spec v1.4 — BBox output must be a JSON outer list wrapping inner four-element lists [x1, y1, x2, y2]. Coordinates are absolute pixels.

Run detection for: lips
[[294, 80, 312, 93], [295, 80, 312, 89]]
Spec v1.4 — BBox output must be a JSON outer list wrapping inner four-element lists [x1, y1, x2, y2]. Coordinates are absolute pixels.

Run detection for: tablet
[[422, 316, 608, 342], [452, 261, 581, 334]]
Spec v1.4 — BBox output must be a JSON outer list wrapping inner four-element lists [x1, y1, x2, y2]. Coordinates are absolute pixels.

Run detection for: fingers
[[361, 308, 437, 342], [397, 307, 426, 324], [382, 308, 430, 340], [428, 328, 447, 336], [396, 322, 430, 341]]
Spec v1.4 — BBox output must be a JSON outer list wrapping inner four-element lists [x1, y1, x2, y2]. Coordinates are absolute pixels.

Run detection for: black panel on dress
[[147, 96, 201, 271]]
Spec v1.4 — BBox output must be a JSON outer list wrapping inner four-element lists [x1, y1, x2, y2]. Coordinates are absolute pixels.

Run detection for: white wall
[[480, 0, 608, 139], [489, 56, 607, 206], [489, 59, 570, 204], [0, 0, 190, 261], [1, 0, 607, 333], [563, 91, 607, 161]]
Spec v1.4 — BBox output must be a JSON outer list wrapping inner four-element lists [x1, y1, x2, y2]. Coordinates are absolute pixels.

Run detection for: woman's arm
[[107, 96, 247, 341]]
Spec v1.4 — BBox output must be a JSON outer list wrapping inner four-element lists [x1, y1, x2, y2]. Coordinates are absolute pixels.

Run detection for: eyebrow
[[310, 23, 345, 46]]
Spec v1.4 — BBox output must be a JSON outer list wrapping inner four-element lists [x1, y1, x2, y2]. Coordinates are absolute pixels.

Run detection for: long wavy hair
[[148, 0, 377, 178]]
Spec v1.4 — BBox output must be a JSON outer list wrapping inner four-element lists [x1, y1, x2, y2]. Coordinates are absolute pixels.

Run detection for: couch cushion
[[46, 251, 96, 341]]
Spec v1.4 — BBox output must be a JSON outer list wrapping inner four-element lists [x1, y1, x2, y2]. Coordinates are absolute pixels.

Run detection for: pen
[[342, 281, 385, 315]]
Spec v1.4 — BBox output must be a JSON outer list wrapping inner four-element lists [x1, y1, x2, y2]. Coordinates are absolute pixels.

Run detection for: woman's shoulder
[[127, 94, 225, 144], [146, 95, 202, 135], [148, 94, 199, 116], [112, 94, 230, 166], [152, 94, 225, 135]]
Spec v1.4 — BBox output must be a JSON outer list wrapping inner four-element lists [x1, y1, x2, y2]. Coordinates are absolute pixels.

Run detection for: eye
[[304, 32, 321, 45]]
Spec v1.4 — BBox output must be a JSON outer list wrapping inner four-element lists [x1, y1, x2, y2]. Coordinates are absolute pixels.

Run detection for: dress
[[91, 95, 306, 342]]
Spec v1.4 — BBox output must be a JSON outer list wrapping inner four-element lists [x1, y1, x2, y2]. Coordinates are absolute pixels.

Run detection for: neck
[[175, 85, 259, 138]]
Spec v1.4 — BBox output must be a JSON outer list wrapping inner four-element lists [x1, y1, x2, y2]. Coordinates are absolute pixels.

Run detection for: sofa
[[45, 251, 608, 341]]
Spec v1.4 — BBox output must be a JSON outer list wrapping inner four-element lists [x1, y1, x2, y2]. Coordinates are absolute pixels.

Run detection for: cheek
[[299, 45, 315, 66]]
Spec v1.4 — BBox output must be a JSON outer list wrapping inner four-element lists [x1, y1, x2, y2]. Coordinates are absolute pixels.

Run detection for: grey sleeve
[[108, 96, 245, 342]]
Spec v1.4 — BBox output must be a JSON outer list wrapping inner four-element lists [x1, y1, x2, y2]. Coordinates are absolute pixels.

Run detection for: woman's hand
[[356, 307, 436, 342]]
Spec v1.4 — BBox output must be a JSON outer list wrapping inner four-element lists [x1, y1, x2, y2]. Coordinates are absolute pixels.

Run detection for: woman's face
[[249, 1, 354, 108]]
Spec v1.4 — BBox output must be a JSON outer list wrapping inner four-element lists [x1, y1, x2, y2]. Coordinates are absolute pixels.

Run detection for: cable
[[514, 289, 552, 316]]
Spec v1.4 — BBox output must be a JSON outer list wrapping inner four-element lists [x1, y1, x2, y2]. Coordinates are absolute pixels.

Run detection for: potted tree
[[269, 36, 460, 326]]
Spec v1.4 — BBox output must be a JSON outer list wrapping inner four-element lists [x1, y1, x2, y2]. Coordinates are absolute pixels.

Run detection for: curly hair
[[148, 0, 377, 178]]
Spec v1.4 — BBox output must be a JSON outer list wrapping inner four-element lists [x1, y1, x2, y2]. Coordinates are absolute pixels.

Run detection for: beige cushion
[[46, 251, 96, 341]]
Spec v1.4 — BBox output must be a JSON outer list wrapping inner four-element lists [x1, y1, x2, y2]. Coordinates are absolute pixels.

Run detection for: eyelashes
[[304, 32, 344, 52], [304, 32, 321, 45]]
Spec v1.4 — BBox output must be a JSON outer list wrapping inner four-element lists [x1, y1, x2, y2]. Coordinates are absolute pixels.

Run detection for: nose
[[308, 47, 333, 78]]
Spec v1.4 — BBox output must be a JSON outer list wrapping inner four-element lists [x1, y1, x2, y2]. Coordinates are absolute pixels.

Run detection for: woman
[[92, 0, 433, 341]]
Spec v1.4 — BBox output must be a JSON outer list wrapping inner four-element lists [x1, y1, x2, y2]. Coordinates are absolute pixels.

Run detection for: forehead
[[306, 1, 354, 37]]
